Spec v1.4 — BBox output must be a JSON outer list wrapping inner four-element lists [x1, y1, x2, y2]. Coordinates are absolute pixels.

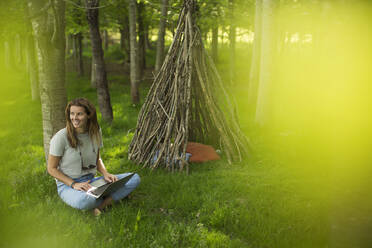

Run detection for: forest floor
[[0, 48, 368, 248]]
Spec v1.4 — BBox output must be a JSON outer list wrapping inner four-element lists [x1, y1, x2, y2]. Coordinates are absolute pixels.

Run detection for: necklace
[[78, 140, 97, 171]]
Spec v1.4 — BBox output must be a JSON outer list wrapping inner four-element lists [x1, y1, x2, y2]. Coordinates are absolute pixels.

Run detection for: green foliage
[[196, 0, 254, 37], [65, 0, 88, 35], [0, 0, 26, 39], [100, 0, 128, 31]]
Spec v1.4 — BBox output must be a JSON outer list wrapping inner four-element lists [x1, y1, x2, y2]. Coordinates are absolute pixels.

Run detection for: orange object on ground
[[186, 142, 220, 163]]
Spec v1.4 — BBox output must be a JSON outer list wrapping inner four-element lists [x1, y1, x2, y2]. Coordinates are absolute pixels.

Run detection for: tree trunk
[[155, 0, 168, 73], [120, 28, 126, 51], [119, 15, 131, 64], [28, 0, 67, 160], [66, 33, 72, 56], [15, 34, 24, 65], [4, 34, 18, 70], [86, 0, 113, 123], [26, 30, 40, 101], [103, 29, 109, 51], [229, 0, 236, 85], [4, 39, 13, 70], [254, 0, 277, 126], [170, 22, 175, 38], [76, 32, 84, 76], [137, 1, 146, 76], [247, 0, 262, 121], [27, 36, 39, 101], [72, 34, 77, 69], [24, 5, 39, 101], [128, 0, 140, 104], [123, 15, 130, 57], [90, 57, 97, 87], [203, 31, 207, 42], [211, 24, 218, 62], [144, 25, 151, 50]]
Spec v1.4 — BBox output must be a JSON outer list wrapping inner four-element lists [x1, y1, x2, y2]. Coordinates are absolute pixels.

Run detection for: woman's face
[[70, 105, 88, 133]]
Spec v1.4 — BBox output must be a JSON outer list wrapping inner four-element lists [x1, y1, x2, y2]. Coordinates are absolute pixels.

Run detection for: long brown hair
[[65, 98, 101, 148]]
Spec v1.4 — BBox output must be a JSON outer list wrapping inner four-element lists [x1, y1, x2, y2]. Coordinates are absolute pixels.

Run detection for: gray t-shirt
[[49, 128, 103, 180]]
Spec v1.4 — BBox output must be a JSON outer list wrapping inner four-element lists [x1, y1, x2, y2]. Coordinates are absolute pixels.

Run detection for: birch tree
[[255, 0, 277, 126], [28, 0, 67, 159], [25, 22, 39, 101], [247, 0, 262, 121], [128, 0, 140, 104]]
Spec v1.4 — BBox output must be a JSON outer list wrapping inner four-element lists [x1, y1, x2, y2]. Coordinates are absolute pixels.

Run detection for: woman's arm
[[47, 154, 91, 191], [47, 155, 73, 186], [96, 149, 117, 182]]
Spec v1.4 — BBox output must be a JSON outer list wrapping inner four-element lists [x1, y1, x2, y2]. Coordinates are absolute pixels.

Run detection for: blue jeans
[[57, 173, 141, 210]]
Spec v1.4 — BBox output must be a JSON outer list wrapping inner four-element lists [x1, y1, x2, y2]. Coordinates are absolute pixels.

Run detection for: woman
[[47, 98, 140, 216]]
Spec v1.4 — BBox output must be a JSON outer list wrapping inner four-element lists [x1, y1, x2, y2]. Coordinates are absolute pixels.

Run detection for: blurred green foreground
[[0, 1, 372, 248]]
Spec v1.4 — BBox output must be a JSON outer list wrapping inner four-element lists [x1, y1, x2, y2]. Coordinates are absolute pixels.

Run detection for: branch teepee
[[128, 0, 250, 171]]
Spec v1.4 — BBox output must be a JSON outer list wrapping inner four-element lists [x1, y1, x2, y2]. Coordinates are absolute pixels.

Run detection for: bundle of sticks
[[128, 0, 250, 172]]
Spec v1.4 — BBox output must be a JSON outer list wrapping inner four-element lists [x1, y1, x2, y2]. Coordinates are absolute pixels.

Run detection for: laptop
[[86, 173, 135, 198]]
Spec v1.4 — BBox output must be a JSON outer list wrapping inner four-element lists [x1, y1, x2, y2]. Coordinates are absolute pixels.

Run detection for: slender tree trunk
[[123, 16, 130, 57], [4, 40, 12, 70], [86, 0, 113, 123], [155, 0, 168, 73], [103, 29, 109, 51], [4, 35, 17, 70], [72, 0, 83, 73], [144, 25, 151, 50], [26, 31, 40, 101], [128, 0, 140, 104], [66, 33, 72, 56], [28, 0, 67, 160], [24, 5, 39, 101], [72, 34, 77, 69], [229, 0, 236, 85], [27, 37, 39, 101], [137, 1, 146, 76], [203, 31, 207, 42], [170, 22, 175, 38], [91, 56, 97, 87], [120, 28, 126, 51], [247, 0, 262, 121], [211, 24, 218, 62], [76, 32, 84, 76], [15, 34, 24, 65], [119, 15, 130, 64], [254, 0, 277, 126]]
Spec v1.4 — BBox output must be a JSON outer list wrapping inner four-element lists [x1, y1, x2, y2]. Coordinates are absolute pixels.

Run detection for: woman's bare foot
[[98, 196, 113, 212], [93, 208, 102, 217]]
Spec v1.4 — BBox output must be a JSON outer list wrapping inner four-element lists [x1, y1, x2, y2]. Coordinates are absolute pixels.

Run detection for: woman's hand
[[72, 180, 92, 191], [104, 173, 118, 183]]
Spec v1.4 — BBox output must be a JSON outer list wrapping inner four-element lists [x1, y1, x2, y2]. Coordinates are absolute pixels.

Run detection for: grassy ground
[[5, 44, 371, 247], [0, 68, 331, 248]]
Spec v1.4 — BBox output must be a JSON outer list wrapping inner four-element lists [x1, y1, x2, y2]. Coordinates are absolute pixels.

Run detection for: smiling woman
[[70, 106, 89, 133], [47, 98, 140, 216]]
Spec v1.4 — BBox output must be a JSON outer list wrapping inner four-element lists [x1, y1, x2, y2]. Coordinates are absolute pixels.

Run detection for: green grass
[[0, 70, 330, 248], [0, 48, 341, 248]]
